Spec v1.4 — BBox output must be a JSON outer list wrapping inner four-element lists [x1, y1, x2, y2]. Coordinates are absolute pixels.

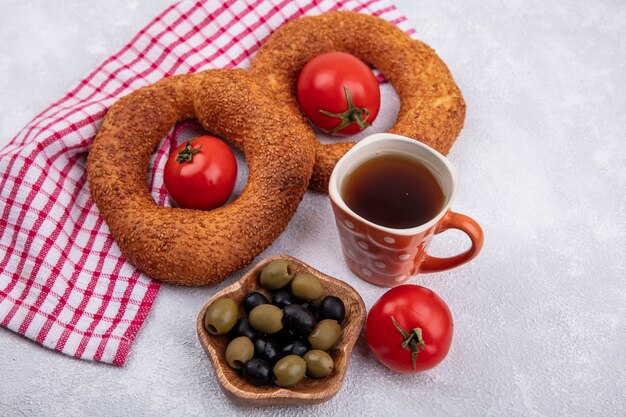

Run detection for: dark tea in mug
[[340, 153, 444, 229]]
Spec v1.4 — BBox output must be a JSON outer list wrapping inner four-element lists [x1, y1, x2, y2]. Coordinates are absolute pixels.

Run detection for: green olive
[[260, 260, 295, 290], [291, 273, 324, 301], [303, 350, 334, 378], [273, 355, 306, 387], [308, 319, 341, 351], [225, 336, 254, 369], [204, 297, 238, 335], [248, 304, 283, 334]]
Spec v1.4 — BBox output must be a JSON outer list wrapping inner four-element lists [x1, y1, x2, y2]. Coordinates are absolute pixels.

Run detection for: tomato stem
[[391, 316, 426, 370], [319, 86, 371, 135], [176, 141, 201, 163]]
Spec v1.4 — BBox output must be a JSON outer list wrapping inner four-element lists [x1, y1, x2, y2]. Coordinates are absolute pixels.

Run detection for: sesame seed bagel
[[249, 11, 466, 192], [87, 70, 316, 285]]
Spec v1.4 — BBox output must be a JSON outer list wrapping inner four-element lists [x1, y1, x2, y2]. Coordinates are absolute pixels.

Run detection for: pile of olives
[[204, 259, 346, 388]]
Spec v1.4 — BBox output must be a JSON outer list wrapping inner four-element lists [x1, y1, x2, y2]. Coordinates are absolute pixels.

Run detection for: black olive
[[273, 327, 303, 347], [229, 316, 256, 340], [280, 339, 310, 357], [253, 335, 279, 363], [242, 358, 273, 386], [244, 292, 269, 315], [300, 301, 318, 319], [283, 304, 317, 335], [319, 296, 345, 324], [273, 289, 294, 309]]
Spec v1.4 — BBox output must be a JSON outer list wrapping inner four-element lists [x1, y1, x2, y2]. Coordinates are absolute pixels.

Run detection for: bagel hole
[[314, 82, 400, 144], [226, 145, 249, 205], [155, 121, 249, 208]]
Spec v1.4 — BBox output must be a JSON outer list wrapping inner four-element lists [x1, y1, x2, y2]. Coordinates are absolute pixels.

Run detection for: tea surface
[[341, 154, 444, 229]]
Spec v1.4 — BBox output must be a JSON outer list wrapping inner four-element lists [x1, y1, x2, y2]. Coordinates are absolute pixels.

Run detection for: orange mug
[[329, 133, 484, 287]]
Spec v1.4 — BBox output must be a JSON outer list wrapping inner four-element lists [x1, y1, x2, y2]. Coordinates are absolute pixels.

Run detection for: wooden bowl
[[197, 254, 366, 406]]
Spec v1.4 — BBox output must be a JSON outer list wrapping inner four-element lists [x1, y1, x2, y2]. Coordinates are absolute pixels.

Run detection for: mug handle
[[420, 211, 484, 273]]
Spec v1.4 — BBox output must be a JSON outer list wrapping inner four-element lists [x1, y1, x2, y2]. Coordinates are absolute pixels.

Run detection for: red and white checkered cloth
[[0, 0, 414, 365]]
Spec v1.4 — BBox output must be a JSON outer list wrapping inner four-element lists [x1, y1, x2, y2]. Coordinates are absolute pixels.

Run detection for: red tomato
[[164, 135, 237, 210], [296, 52, 380, 136], [366, 285, 453, 373]]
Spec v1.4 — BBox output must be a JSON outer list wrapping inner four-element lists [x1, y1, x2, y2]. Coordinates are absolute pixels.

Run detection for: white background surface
[[1, 0, 625, 416]]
